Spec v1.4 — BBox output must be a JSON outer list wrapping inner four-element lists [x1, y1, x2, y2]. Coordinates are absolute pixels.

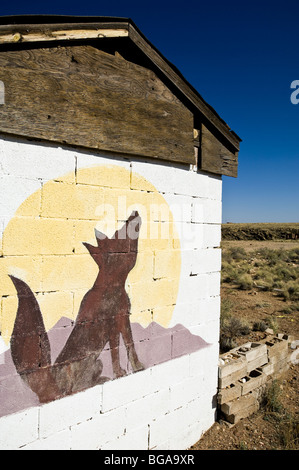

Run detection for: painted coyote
[[9, 211, 144, 402]]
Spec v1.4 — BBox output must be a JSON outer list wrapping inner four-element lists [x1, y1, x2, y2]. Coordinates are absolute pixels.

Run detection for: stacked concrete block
[[218, 334, 294, 425], [259, 335, 290, 378]]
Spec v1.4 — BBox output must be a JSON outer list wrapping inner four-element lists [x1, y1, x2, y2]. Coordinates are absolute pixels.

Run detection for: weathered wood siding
[[201, 124, 238, 177], [0, 45, 195, 164]]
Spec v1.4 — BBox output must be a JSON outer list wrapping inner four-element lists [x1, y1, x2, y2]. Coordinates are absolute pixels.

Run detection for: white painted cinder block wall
[[0, 136, 222, 450]]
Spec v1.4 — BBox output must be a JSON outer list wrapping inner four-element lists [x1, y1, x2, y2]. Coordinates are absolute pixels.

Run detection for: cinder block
[[153, 249, 180, 279], [219, 352, 247, 379], [70, 406, 126, 450], [178, 272, 220, 303], [265, 337, 288, 359], [208, 174, 222, 201], [131, 160, 176, 193], [191, 248, 221, 275], [239, 369, 267, 395], [165, 194, 193, 223], [218, 382, 242, 405], [0, 137, 76, 182], [202, 224, 221, 249], [0, 407, 39, 450], [235, 342, 267, 363], [0, 175, 42, 218], [246, 353, 269, 373], [101, 424, 149, 450], [221, 391, 257, 416], [0, 255, 43, 295], [124, 389, 170, 432], [226, 401, 260, 425], [102, 367, 152, 412], [149, 354, 190, 393], [21, 428, 72, 450], [76, 153, 131, 189], [233, 342, 268, 372], [192, 198, 222, 224], [39, 384, 103, 438], [3, 217, 74, 256], [42, 254, 98, 291], [261, 359, 289, 377], [173, 168, 210, 198], [169, 375, 204, 411], [41, 181, 104, 220]]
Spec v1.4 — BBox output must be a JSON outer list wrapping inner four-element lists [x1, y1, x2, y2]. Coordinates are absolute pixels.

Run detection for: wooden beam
[[200, 124, 238, 177], [0, 26, 129, 44]]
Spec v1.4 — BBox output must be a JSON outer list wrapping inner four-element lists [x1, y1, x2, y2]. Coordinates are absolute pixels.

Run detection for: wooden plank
[[0, 20, 130, 44], [0, 45, 194, 165], [200, 124, 238, 177]]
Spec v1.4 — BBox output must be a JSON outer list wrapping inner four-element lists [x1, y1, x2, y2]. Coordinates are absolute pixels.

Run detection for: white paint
[[0, 135, 222, 449]]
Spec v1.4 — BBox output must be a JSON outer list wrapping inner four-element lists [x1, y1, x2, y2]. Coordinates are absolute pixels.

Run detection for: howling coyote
[[9, 211, 144, 403]]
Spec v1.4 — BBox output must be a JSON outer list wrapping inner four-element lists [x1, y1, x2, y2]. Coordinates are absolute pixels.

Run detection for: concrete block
[[41, 181, 104, 220], [218, 382, 242, 405], [3, 217, 75, 256], [76, 152, 131, 189], [233, 342, 268, 373], [178, 272, 220, 304], [22, 429, 72, 450], [265, 337, 288, 359], [70, 406, 126, 450], [192, 198, 222, 224], [39, 384, 103, 438], [234, 342, 267, 363], [261, 359, 289, 377], [191, 248, 221, 275], [153, 249, 180, 279], [219, 352, 247, 379], [0, 137, 76, 182], [169, 375, 204, 411], [246, 353, 269, 373], [149, 354, 191, 393], [226, 401, 260, 425], [124, 389, 170, 432], [239, 369, 267, 395], [102, 367, 152, 412], [208, 174, 222, 201], [131, 160, 176, 193], [101, 424, 149, 450], [0, 175, 42, 218], [221, 391, 257, 416], [164, 194, 193, 223], [173, 168, 210, 198], [41, 254, 98, 292], [0, 407, 39, 449], [203, 224, 221, 249]]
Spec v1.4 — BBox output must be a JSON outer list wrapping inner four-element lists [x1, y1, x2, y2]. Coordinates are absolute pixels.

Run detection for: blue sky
[[1, 0, 298, 223]]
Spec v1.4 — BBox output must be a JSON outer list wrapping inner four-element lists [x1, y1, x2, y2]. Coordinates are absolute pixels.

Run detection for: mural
[[0, 164, 209, 417]]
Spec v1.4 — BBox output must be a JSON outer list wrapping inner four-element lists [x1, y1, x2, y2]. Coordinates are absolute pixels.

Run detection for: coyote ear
[[82, 242, 98, 256], [94, 228, 108, 245]]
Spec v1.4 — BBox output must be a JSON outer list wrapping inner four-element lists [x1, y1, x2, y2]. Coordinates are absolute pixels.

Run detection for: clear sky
[[1, 0, 298, 223]]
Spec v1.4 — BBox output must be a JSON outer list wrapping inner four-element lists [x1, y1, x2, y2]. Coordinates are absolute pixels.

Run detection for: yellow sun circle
[[0, 165, 181, 343]]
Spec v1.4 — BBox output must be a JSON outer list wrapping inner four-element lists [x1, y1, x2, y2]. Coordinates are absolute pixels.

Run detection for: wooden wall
[[0, 44, 195, 165]]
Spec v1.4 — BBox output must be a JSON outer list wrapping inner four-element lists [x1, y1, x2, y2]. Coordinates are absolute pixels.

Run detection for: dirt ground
[[191, 240, 299, 451]]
